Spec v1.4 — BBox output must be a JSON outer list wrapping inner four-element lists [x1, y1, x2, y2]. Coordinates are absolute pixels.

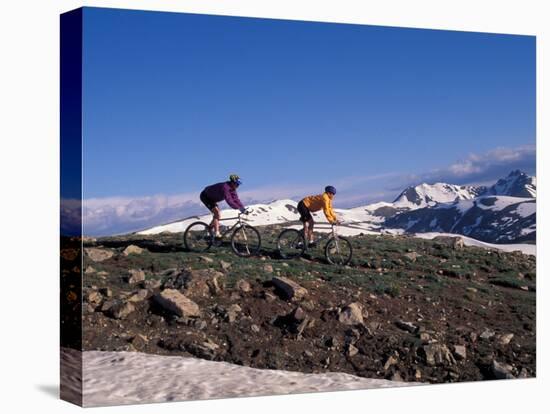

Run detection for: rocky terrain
[[71, 226, 536, 385]]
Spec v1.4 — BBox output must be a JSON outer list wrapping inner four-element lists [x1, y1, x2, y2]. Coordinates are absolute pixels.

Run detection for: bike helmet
[[325, 185, 336, 195], [229, 174, 242, 186]]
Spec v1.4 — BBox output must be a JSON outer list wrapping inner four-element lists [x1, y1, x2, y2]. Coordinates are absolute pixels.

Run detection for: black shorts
[[200, 191, 218, 211], [297, 200, 313, 222]]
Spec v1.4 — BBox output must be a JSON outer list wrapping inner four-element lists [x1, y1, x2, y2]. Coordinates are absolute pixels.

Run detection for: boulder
[[272, 277, 308, 301], [176, 269, 224, 297], [122, 245, 144, 256], [85, 247, 114, 262], [154, 289, 200, 317], [338, 302, 365, 326]]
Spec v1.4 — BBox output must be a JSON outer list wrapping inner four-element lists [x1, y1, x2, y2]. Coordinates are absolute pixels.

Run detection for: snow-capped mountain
[[385, 195, 536, 243], [138, 170, 536, 245], [483, 170, 537, 198], [393, 182, 484, 209]]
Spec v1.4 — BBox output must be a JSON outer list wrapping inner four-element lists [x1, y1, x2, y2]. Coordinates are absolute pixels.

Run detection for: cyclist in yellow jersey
[[297, 186, 339, 246]]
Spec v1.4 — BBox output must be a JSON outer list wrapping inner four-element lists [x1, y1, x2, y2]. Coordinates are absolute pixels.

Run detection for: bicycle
[[183, 211, 261, 257], [276, 223, 353, 265]]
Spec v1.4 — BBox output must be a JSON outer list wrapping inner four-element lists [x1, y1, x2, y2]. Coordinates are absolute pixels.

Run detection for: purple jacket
[[203, 182, 245, 210]]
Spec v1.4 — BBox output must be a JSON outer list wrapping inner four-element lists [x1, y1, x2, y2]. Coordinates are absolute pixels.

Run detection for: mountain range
[[139, 170, 536, 245]]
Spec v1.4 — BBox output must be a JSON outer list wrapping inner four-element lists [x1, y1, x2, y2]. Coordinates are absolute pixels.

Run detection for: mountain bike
[[276, 224, 353, 265], [183, 211, 261, 257]]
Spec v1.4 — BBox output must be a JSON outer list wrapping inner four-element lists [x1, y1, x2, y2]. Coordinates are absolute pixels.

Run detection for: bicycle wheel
[[277, 228, 306, 259], [231, 224, 261, 257], [183, 222, 213, 252], [325, 236, 353, 265]]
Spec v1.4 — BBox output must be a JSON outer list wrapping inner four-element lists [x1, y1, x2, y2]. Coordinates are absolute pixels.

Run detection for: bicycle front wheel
[[231, 224, 261, 257], [277, 228, 306, 259], [183, 221, 213, 253], [325, 236, 353, 265]]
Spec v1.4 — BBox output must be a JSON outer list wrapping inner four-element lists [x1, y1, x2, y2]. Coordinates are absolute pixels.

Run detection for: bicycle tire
[[325, 236, 353, 265], [183, 221, 213, 252], [277, 228, 306, 259], [230, 224, 261, 257]]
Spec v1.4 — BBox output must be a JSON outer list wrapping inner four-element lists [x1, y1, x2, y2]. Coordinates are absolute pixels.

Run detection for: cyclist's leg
[[211, 206, 221, 237], [307, 218, 315, 243]]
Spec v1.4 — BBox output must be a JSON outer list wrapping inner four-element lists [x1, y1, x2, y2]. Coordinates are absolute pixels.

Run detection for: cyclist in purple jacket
[[200, 174, 248, 238]]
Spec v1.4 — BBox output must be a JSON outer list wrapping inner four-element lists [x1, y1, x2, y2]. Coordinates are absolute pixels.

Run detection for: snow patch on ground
[[65, 349, 410, 407], [413, 232, 536, 256]]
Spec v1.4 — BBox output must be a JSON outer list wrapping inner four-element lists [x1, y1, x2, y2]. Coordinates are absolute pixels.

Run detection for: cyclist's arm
[[322, 193, 337, 223], [223, 184, 245, 211]]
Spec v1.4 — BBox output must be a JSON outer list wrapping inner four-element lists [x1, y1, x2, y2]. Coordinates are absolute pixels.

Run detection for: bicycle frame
[[217, 212, 248, 240]]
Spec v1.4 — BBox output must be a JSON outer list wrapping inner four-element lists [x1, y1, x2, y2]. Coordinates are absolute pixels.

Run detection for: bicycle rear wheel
[[325, 236, 353, 265], [183, 221, 213, 252], [231, 224, 261, 257], [277, 228, 306, 259]]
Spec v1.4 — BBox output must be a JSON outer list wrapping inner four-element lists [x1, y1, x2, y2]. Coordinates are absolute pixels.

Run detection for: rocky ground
[[69, 227, 536, 384]]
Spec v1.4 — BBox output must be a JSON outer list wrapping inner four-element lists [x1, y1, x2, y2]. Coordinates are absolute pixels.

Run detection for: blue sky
[[80, 7, 535, 234]]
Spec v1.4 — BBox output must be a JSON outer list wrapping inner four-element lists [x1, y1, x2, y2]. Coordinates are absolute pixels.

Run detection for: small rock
[[346, 344, 359, 357], [498, 333, 514, 345], [97, 271, 108, 278], [127, 289, 149, 303], [122, 245, 144, 256], [251, 324, 260, 333], [226, 304, 242, 323], [338, 302, 365, 326], [263, 264, 274, 273], [85, 290, 102, 305], [127, 269, 146, 284], [491, 360, 515, 379], [99, 287, 112, 297], [85, 247, 114, 262], [236, 279, 252, 293], [403, 252, 419, 262], [84, 266, 96, 274], [395, 320, 418, 333], [282, 263, 289, 267], [100, 300, 116, 312], [220, 260, 232, 271], [480, 328, 496, 340], [130, 334, 149, 350], [108, 301, 135, 320], [466, 287, 478, 293], [453, 345, 467, 361], [272, 277, 308, 301], [198, 255, 214, 263], [384, 355, 398, 371], [263, 291, 277, 302], [423, 344, 456, 366], [154, 289, 200, 318]]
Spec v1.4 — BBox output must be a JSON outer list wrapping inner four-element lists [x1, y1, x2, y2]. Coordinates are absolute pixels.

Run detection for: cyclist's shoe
[[214, 232, 222, 240]]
